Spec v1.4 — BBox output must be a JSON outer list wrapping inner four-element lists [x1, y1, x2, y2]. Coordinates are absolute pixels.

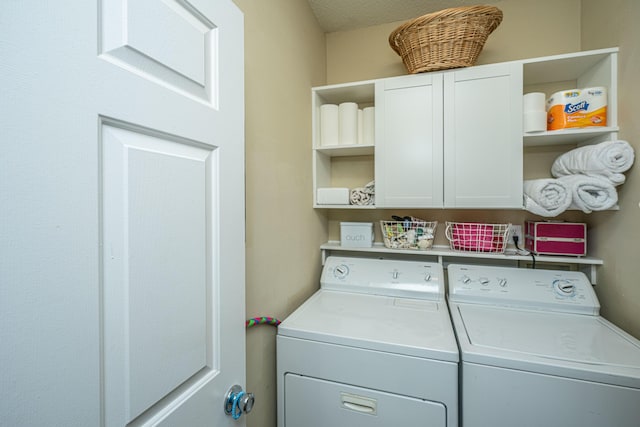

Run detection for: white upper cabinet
[[375, 74, 444, 208], [311, 48, 619, 210], [375, 62, 522, 208], [443, 62, 523, 208]]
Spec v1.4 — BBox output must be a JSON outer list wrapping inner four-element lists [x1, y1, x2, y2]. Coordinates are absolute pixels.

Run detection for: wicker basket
[[445, 221, 510, 253], [389, 5, 503, 74], [380, 217, 437, 250]]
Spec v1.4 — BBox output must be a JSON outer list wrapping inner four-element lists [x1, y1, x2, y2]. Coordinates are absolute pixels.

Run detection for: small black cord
[[513, 235, 536, 269], [531, 252, 536, 269], [513, 235, 521, 251]]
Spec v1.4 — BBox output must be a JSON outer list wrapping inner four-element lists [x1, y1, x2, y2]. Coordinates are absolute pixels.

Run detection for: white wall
[[581, 0, 640, 337], [232, 1, 327, 425]]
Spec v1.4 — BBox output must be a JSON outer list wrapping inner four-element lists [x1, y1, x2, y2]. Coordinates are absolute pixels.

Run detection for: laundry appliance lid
[[279, 289, 459, 362], [451, 303, 640, 388]]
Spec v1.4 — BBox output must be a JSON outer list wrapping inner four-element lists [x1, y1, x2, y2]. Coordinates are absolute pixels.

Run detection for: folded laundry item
[[551, 140, 635, 186], [558, 175, 618, 213], [523, 179, 572, 217], [349, 181, 375, 205]]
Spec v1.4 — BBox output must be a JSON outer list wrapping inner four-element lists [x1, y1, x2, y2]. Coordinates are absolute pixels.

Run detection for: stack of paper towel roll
[[320, 102, 375, 146], [523, 92, 547, 133]]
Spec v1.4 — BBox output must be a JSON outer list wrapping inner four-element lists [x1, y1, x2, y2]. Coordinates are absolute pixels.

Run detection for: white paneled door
[[0, 1, 246, 426]]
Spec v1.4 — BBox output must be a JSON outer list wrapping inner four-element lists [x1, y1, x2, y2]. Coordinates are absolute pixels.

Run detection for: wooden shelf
[[320, 241, 603, 284]]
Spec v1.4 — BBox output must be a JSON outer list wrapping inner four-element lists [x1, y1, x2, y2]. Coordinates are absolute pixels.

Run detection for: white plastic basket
[[445, 222, 510, 253], [380, 217, 437, 250]]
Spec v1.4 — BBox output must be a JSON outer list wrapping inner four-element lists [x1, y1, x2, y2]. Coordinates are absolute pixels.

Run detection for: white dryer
[[448, 264, 640, 427], [277, 256, 459, 427]]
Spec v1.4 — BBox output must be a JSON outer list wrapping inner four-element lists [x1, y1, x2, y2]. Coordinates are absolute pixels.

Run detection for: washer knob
[[334, 264, 349, 279], [554, 279, 576, 296]]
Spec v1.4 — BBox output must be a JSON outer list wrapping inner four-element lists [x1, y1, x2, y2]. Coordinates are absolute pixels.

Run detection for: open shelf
[[522, 48, 618, 86], [524, 126, 619, 147], [315, 144, 375, 157], [314, 204, 376, 209]]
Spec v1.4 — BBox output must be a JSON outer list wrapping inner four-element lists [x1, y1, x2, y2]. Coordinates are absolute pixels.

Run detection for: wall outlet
[[508, 225, 523, 247]]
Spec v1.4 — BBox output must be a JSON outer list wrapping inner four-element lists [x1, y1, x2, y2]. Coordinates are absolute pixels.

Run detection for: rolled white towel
[[349, 181, 375, 206], [558, 175, 618, 213], [551, 140, 635, 186], [349, 189, 372, 205], [523, 179, 572, 217]]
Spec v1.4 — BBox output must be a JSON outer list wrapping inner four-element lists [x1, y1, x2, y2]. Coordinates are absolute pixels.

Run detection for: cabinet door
[[375, 74, 444, 207], [443, 63, 523, 208]]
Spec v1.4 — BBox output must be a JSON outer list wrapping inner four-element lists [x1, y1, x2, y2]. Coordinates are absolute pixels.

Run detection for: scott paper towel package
[[546, 87, 607, 131]]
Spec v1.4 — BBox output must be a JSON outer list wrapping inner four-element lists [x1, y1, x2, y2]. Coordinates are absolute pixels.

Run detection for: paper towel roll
[[524, 111, 547, 133], [357, 109, 364, 145], [339, 102, 358, 145], [363, 106, 375, 146], [523, 92, 546, 112], [320, 104, 339, 146]]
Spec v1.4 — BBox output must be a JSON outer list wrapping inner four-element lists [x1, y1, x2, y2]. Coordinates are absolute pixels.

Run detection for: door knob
[[224, 385, 254, 420]]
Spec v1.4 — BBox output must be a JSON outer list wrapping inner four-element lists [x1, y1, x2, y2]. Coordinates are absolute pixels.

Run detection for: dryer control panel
[[320, 256, 444, 300], [448, 264, 599, 315]]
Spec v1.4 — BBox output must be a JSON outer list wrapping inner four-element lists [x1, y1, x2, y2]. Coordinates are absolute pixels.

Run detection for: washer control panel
[[320, 256, 444, 300], [448, 264, 599, 315]]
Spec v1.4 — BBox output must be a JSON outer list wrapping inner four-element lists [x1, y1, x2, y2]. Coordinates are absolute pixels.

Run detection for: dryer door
[[284, 374, 446, 426]]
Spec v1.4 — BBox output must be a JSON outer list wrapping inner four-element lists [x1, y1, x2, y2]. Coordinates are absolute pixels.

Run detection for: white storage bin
[[317, 188, 350, 205], [340, 222, 374, 248]]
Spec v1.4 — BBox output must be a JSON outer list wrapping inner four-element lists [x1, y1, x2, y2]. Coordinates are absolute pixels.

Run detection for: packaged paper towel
[[546, 87, 607, 131]]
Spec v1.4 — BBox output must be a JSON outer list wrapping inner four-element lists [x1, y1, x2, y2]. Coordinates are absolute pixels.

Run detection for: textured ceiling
[[308, 0, 501, 32]]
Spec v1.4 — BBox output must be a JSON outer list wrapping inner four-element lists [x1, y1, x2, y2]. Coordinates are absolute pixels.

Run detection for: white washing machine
[[277, 256, 459, 427], [448, 264, 640, 427]]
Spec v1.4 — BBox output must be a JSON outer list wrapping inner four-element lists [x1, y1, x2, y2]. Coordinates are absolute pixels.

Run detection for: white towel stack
[[523, 140, 634, 216]]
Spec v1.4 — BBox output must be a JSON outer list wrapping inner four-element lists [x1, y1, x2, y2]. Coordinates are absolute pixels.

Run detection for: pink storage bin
[[525, 221, 586, 256], [445, 222, 510, 253]]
